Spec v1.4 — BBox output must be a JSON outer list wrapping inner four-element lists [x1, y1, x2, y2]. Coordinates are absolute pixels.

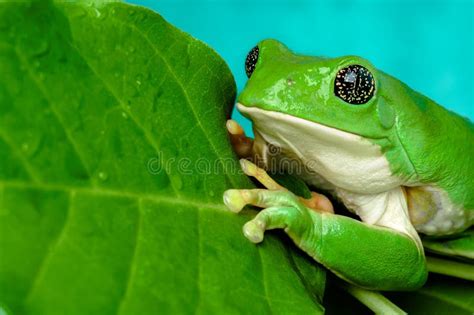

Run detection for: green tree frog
[[223, 39, 473, 291]]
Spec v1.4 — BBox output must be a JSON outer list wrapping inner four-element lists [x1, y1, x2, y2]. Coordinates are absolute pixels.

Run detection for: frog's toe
[[227, 120, 253, 158], [226, 119, 244, 136], [239, 159, 286, 191], [243, 220, 265, 243], [242, 206, 300, 243], [223, 189, 247, 213], [223, 188, 301, 211], [239, 158, 259, 176]]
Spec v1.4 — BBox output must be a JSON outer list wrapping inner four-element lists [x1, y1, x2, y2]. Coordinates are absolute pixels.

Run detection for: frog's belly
[[405, 185, 473, 236]]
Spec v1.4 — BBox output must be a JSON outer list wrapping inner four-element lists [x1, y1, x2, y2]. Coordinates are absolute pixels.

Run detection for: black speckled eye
[[334, 65, 375, 104], [245, 46, 259, 78]]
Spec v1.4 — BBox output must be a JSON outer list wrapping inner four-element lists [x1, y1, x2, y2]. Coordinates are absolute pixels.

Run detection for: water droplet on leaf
[[98, 172, 108, 181], [94, 8, 101, 18], [22, 134, 43, 158], [135, 73, 143, 86]]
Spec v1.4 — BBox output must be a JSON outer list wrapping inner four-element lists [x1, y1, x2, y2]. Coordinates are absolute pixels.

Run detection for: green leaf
[[387, 274, 474, 314], [422, 228, 474, 260], [0, 1, 325, 314]]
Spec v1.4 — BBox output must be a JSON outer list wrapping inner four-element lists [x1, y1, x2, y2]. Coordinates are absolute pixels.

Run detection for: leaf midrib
[[0, 180, 225, 211]]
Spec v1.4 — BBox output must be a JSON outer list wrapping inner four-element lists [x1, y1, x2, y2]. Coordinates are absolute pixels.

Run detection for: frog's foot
[[240, 158, 334, 214], [227, 119, 253, 158], [223, 189, 311, 243]]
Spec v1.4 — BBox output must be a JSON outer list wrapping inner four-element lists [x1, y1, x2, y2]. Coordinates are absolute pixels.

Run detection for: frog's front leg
[[224, 187, 427, 290], [239, 158, 334, 213]]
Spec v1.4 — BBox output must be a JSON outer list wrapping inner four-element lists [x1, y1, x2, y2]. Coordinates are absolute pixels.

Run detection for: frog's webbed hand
[[224, 160, 326, 243], [223, 188, 312, 243], [224, 160, 427, 291]]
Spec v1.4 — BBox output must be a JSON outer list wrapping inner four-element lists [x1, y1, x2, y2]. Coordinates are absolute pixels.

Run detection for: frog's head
[[238, 39, 400, 138], [237, 39, 411, 192]]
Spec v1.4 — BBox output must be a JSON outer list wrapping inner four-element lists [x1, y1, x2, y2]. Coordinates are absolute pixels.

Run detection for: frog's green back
[[379, 72, 474, 211]]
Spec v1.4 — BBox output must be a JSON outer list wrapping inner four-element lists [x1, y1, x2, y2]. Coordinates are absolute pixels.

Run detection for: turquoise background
[[129, 0, 473, 135]]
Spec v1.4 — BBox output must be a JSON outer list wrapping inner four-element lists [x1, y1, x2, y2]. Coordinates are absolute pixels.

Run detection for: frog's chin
[[236, 103, 403, 194]]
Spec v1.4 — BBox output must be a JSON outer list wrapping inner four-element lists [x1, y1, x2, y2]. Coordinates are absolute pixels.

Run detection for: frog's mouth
[[236, 103, 401, 194]]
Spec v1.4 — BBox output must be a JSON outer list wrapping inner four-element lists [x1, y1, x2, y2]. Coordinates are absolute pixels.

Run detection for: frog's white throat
[[236, 103, 403, 195]]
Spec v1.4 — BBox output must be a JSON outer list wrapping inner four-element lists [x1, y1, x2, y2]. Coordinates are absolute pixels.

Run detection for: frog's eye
[[334, 65, 375, 104], [245, 46, 259, 78]]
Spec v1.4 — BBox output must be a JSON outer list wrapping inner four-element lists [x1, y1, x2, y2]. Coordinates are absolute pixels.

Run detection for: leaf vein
[[13, 48, 94, 186], [24, 190, 74, 304], [1, 179, 225, 212], [0, 130, 42, 183], [257, 249, 275, 314], [116, 198, 142, 315]]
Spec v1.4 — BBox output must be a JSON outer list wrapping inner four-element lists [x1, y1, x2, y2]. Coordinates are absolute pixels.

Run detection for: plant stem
[[338, 282, 407, 315], [426, 256, 474, 281]]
